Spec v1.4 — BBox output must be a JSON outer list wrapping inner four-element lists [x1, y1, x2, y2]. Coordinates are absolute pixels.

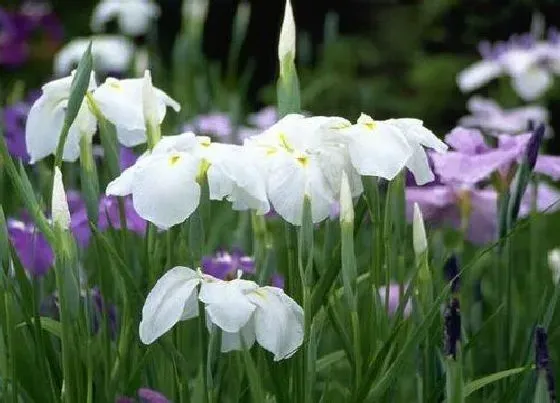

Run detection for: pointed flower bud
[[142, 70, 161, 148], [525, 123, 545, 171], [444, 297, 461, 360], [278, 0, 295, 64], [535, 326, 557, 402], [339, 171, 354, 224], [548, 248, 560, 284], [51, 167, 70, 230], [413, 202, 427, 256]]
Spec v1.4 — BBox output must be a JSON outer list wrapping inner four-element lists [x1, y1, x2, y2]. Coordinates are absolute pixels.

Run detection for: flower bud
[[278, 0, 295, 64], [413, 202, 427, 256], [51, 167, 70, 230]]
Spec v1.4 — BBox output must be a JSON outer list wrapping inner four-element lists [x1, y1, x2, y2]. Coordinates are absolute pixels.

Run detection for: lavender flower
[[535, 326, 557, 402], [377, 283, 411, 317], [248, 106, 278, 129], [7, 218, 54, 276], [138, 388, 170, 403], [459, 96, 549, 136], [444, 298, 461, 359], [91, 287, 118, 339], [187, 112, 233, 139], [201, 249, 256, 280], [2, 101, 30, 161]]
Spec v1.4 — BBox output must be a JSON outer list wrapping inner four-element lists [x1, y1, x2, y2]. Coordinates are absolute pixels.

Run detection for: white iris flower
[[25, 71, 98, 163], [139, 266, 304, 361], [92, 73, 181, 147], [91, 0, 160, 37]]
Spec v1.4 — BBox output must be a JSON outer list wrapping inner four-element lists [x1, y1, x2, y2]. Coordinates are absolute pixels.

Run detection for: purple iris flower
[[378, 283, 411, 317], [407, 127, 560, 245], [0, 8, 29, 66], [2, 101, 30, 161], [459, 96, 550, 136], [116, 388, 170, 403], [71, 194, 147, 248], [7, 218, 54, 276], [248, 106, 278, 129], [185, 112, 233, 139], [91, 287, 118, 339], [120, 146, 138, 171], [201, 249, 256, 279]]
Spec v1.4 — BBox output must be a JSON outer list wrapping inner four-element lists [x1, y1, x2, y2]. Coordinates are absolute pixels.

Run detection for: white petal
[[457, 59, 502, 92], [63, 101, 97, 162], [131, 153, 201, 228], [247, 286, 304, 361], [115, 126, 147, 147], [511, 68, 552, 101], [405, 142, 435, 185], [90, 2, 121, 32], [219, 322, 257, 353], [341, 120, 412, 180], [139, 266, 201, 344], [199, 279, 258, 333], [25, 97, 65, 163], [387, 118, 447, 153]]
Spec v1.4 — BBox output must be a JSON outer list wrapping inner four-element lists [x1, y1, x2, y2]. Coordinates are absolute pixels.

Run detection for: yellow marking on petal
[[107, 78, 122, 91], [364, 121, 377, 130], [169, 155, 181, 165], [252, 289, 268, 299], [196, 158, 211, 181], [199, 136, 212, 147], [278, 132, 294, 153], [296, 155, 309, 166], [265, 147, 278, 156]]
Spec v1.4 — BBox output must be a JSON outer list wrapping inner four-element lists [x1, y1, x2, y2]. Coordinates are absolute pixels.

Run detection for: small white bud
[[339, 171, 354, 224], [548, 249, 560, 284], [51, 167, 70, 230], [278, 0, 296, 63], [413, 202, 427, 256]]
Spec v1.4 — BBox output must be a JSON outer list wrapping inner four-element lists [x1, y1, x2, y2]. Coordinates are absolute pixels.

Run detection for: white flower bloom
[[245, 114, 361, 225], [412, 202, 427, 256], [106, 132, 202, 228], [91, 0, 160, 36], [139, 266, 304, 361], [25, 72, 97, 163], [278, 0, 296, 62], [92, 73, 180, 147], [107, 133, 269, 228], [548, 248, 560, 285], [54, 36, 134, 76], [51, 167, 71, 230]]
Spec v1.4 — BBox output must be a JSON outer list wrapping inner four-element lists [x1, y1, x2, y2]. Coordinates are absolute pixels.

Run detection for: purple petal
[[378, 283, 411, 317], [248, 106, 278, 129], [138, 388, 170, 403], [535, 155, 560, 180], [7, 219, 54, 276], [406, 185, 456, 222], [519, 182, 560, 217], [119, 147, 138, 172], [444, 127, 489, 155], [466, 188, 498, 245], [271, 273, 285, 289], [193, 113, 233, 138], [115, 397, 135, 403]]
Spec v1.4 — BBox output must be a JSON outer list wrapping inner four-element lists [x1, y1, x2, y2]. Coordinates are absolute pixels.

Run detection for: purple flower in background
[[7, 218, 54, 276], [117, 388, 170, 403], [2, 101, 30, 160], [201, 249, 256, 279], [248, 106, 277, 129], [186, 112, 233, 138], [0, 8, 28, 66], [120, 146, 138, 171], [378, 283, 411, 317], [91, 287, 118, 339], [459, 96, 550, 136], [498, 134, 560, 180], [71, 194, 147, 248]]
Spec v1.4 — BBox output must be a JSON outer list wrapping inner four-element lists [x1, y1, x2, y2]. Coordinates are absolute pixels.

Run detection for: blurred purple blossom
[[459, 96, 549, 136], [378, 283, 411, 317], [2, 101, 30, 160], [7, 218, 53, 276], [0, 2, 63, 67], [184, 112, 233, 139], [248, 106, 277, 129], [202, 249, 256, 279], [117, 388, 170, 403]]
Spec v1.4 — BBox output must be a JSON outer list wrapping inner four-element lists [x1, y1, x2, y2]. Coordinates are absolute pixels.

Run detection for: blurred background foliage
[[3, 0, 560, 147]]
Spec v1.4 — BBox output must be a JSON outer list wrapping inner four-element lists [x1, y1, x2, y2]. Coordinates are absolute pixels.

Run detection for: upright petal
[[247, 286, 304, 361], [511, 67, 552, 101], [457, 59, 502, 92], [139, 266, 201, 344]]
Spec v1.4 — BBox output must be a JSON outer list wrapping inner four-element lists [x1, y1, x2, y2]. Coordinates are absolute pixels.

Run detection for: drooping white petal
[[131, 152, 201, 228], [92, 0, 160, 36], [405, 141, 435, 185], [25, 97, 65, 163], [219, 321, 257, 353], [51, 167, 71, 230], [457, 59, 502, 92], [63, 100, 98, 161], [340, 114, 412, 180], [199, 279, 258, 333], [511, 67, 552, 101], [247, 286, 304, 361], [139, 266, 201, 344], [386, 118, 447, 153]]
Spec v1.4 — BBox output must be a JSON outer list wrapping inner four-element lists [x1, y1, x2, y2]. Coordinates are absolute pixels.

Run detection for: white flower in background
[[51, 167, 71, 230], [25, 71, 97, 163], [457, 33, 560, 101], [106, 133, 202, 228], [54, 36, 134, 76], [338, 113, 446, 185], [107, 133, 269, 228], [459, 96, 550, 135], [92, 72, 180, 147], [139, 266, 304, 361], [548, 248, 560, 284], [245, 114, 362, 226], [91, 0, 160, 36]]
